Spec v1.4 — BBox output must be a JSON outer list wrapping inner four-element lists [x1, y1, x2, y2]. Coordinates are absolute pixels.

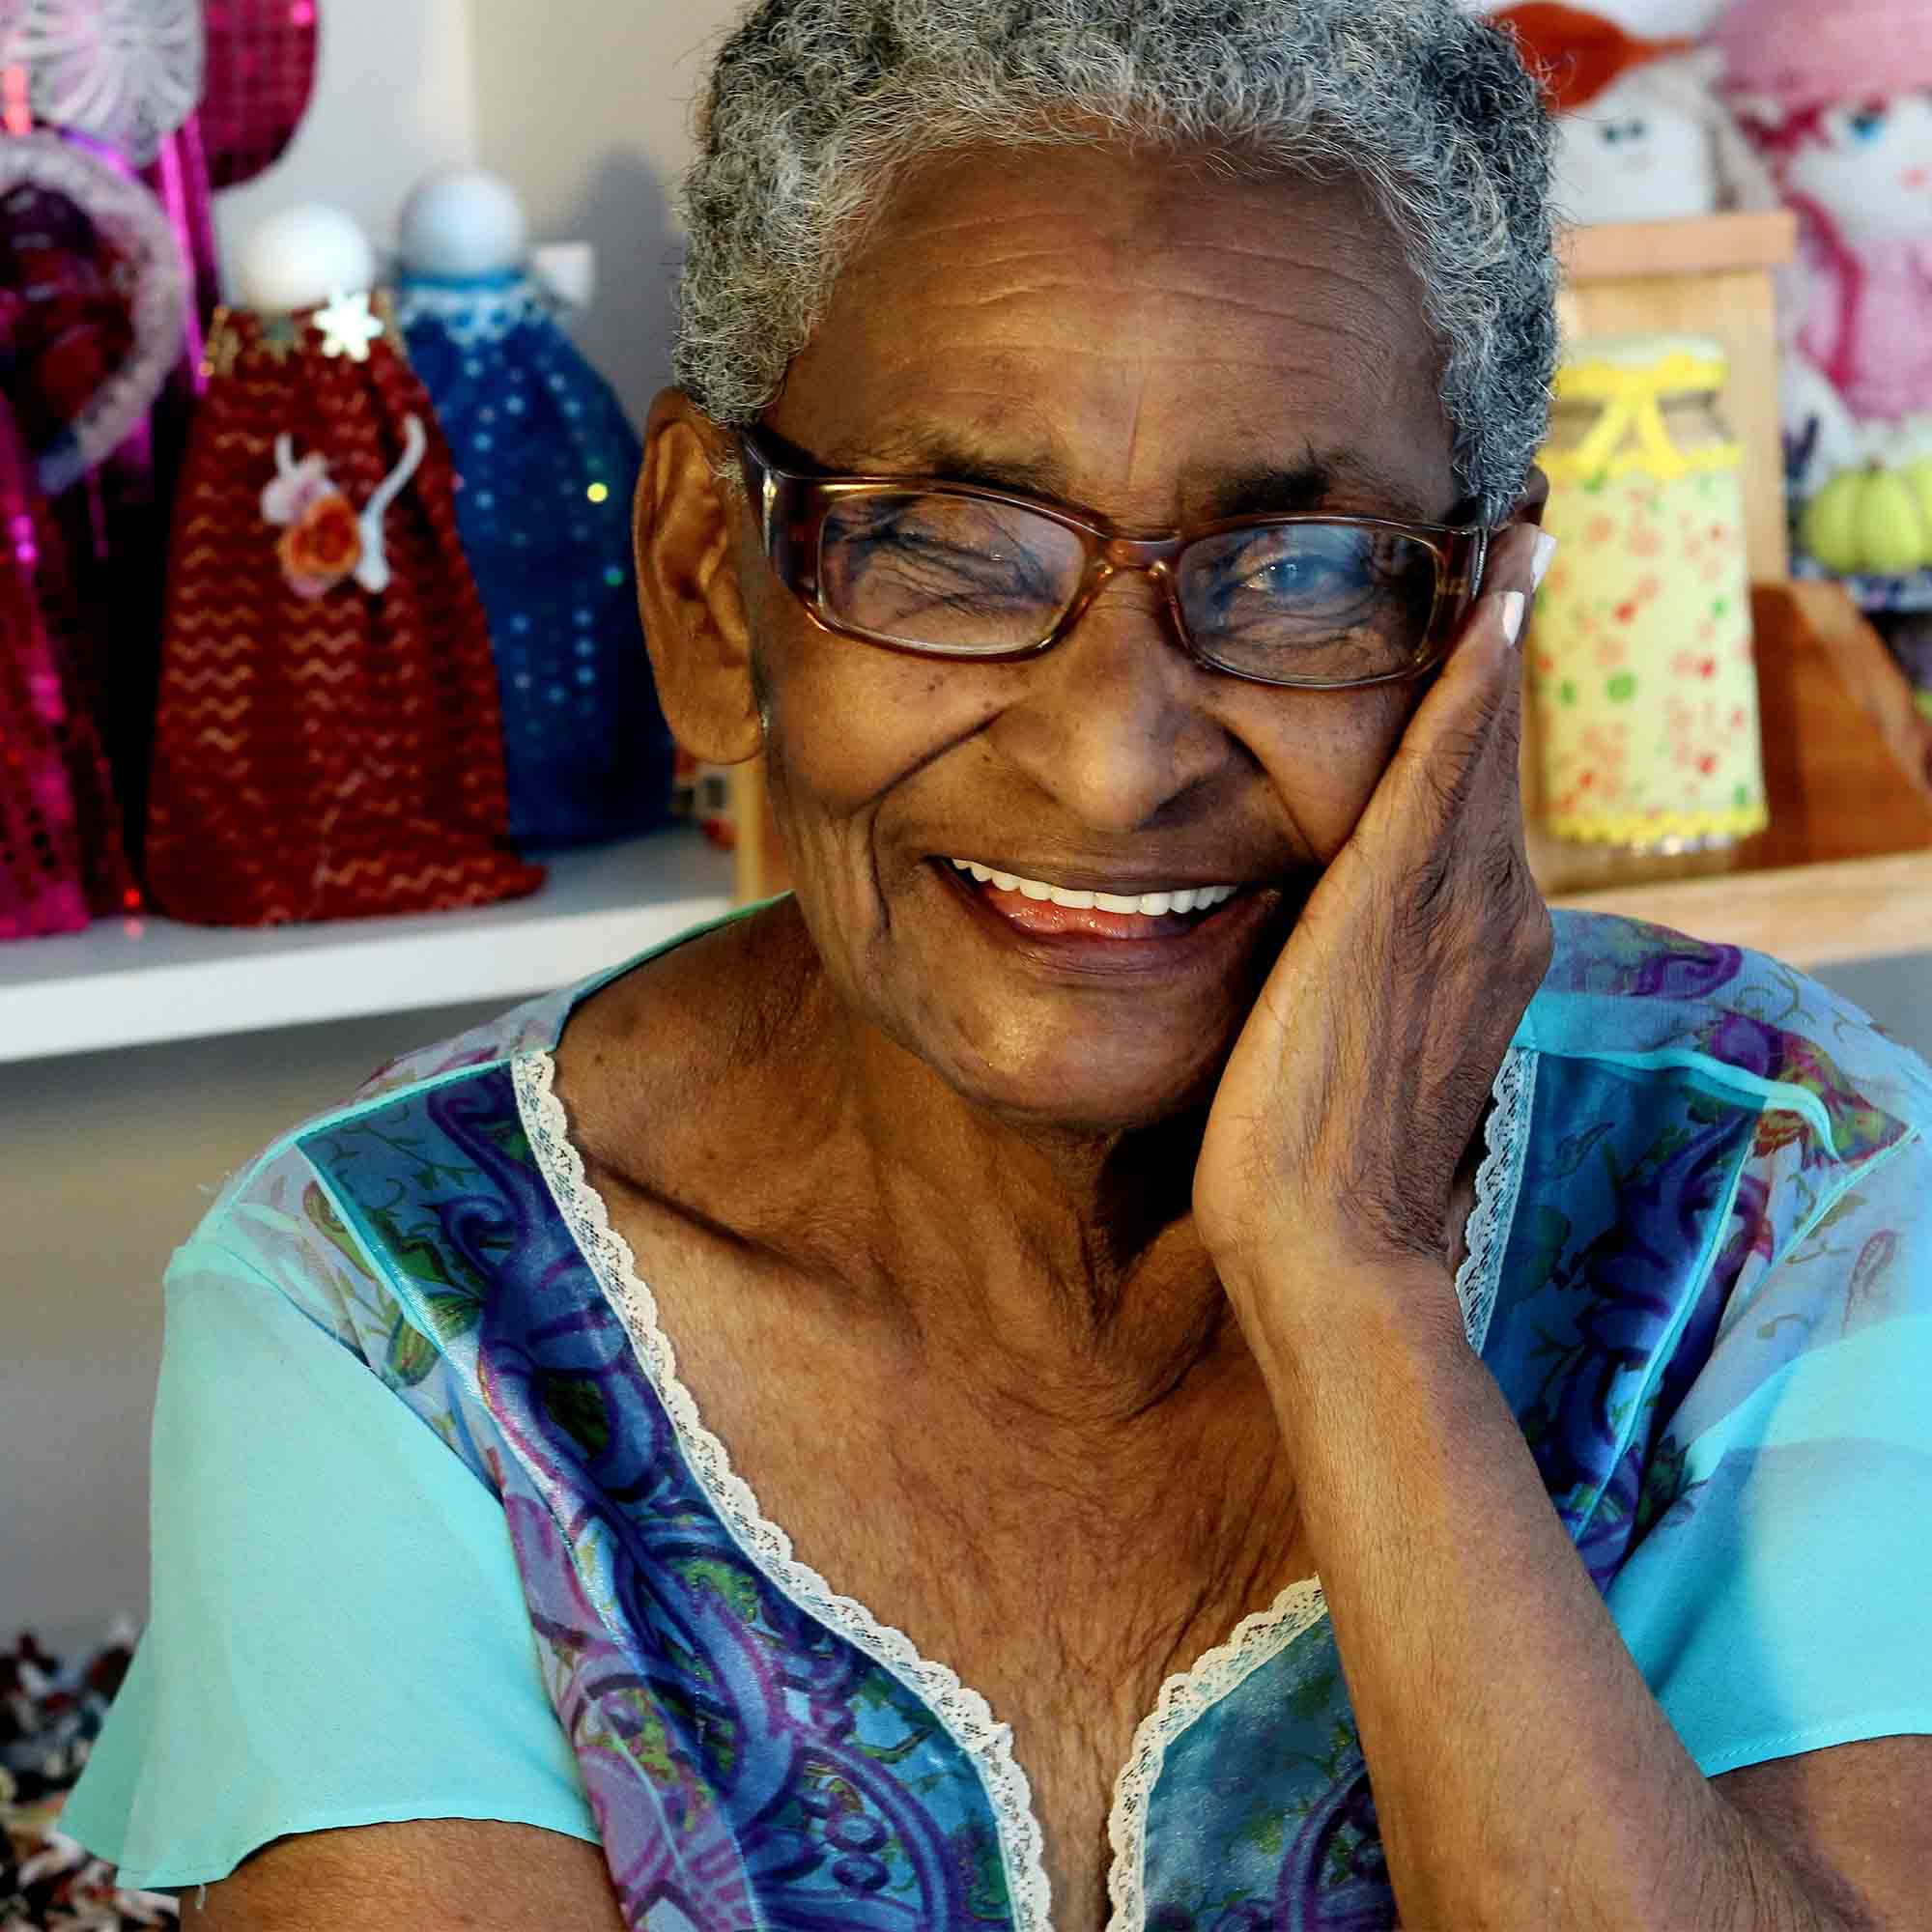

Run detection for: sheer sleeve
[[61, 1238, 601, 1890], [1606, 1128, 1932, 1776]]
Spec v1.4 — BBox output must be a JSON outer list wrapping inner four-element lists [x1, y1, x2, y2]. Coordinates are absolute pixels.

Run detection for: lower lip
[[934, 863, 1277, 972]]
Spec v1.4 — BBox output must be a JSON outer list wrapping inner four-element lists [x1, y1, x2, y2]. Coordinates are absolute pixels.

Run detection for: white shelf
[[1, 827, 735, 1065]]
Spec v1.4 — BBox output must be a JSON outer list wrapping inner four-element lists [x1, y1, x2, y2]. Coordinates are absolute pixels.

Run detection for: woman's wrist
[[1221, 1239, 1473, 1434]]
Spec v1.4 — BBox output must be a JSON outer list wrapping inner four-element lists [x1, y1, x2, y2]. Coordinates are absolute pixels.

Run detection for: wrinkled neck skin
[[741, 895, 1289, 1426]]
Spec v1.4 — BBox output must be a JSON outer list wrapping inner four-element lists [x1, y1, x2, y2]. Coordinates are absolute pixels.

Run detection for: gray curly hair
[[675, 0, 1558, 525]]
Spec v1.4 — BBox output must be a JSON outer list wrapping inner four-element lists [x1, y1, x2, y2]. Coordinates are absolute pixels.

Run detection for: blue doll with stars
[[394, 169, 672, 848]]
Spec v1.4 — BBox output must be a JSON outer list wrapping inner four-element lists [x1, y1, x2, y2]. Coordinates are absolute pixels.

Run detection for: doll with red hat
[[1493, 3, 1776, 226]]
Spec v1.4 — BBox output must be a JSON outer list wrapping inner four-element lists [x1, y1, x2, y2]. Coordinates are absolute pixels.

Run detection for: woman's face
[[737, 142, 1462, 1132]]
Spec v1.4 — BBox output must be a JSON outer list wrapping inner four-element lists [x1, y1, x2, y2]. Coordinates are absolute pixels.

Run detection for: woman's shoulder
[[177, 905, 785, 1367], [1524, 907, 1932, 1150]]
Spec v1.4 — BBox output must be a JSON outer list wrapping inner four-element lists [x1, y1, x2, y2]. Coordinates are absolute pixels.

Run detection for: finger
[[1358, 522, 1548, 850]]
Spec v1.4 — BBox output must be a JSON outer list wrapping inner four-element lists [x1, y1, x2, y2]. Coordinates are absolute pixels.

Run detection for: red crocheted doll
[[144, 203, 542, 923]]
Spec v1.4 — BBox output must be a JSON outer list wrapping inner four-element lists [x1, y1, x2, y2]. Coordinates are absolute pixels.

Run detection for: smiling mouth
[[937, 856, 1255, 942]]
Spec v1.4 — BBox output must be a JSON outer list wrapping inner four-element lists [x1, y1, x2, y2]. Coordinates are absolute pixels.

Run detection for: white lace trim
[[1099, 1044, 1534, 1925], [515, 1041, 1535, 1932], [393, 274, 550, 345], [514, 1051, 1054, 1928], [1453, 1046, 1535, 1360], [1102, 1574, 1328, 1929]]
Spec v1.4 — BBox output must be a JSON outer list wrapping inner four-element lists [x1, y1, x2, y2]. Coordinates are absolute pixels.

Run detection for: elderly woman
[[65, 1, 1932, 1927]]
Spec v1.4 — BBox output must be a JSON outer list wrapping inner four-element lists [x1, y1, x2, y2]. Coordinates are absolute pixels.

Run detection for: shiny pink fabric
[[199, 0, 319, 188]]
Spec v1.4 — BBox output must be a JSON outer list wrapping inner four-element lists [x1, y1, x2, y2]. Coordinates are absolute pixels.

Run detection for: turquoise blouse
[[65, 907, 1932, 1930]]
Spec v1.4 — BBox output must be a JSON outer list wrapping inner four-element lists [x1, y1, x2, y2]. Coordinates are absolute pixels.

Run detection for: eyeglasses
[[737, 430, 1493, 691]]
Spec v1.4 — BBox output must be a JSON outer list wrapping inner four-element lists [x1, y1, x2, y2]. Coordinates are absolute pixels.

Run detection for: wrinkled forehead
[[766, 139, 1461, 527]]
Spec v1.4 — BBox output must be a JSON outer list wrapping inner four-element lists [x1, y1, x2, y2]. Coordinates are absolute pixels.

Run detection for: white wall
[[468, 0, 748, 426], [212, 0, 482, 291]]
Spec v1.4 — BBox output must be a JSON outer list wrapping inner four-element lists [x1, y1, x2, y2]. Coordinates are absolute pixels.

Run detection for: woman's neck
[[762, 945, 1247, 1423]]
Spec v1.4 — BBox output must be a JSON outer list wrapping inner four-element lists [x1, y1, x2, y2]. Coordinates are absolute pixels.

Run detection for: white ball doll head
[[1495, 4, 1777, 225], [1553, 57, 1720, 223], [235, 203, 377, 314], [397, 168, 530, 278]]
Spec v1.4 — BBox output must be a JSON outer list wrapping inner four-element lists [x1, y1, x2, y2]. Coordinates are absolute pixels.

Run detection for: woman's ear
[[635, 390, 763, 765]]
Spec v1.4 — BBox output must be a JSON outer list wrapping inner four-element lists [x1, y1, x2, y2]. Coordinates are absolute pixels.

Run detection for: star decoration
[[314, 289, 384, 363]]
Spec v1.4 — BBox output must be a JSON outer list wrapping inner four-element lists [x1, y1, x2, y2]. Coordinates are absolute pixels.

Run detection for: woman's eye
[[1848, 102, 1889, 141], [1245, 554, 1341, 597]]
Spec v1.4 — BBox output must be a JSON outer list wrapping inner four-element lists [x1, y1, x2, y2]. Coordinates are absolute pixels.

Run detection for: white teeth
[[950, 860, 1241, 916]]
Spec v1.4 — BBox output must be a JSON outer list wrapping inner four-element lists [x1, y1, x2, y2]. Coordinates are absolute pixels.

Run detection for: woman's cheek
[[762, 628, 993, 815], [1246, 682, 1413, 862]]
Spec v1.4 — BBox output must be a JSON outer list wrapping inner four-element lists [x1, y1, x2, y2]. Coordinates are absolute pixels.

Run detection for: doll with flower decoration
[[393, 168, 674, 848], [142, 202, 542, 925]]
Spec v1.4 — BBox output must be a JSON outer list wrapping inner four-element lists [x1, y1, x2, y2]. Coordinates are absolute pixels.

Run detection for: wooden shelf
[[0, 826, 733, 1065], [1551, 851, 1932, 970], [1561, 210, 1799, 282]]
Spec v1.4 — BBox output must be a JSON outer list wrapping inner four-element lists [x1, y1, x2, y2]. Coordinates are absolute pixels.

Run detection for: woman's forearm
[[1237, 1254, 1852, 1932]]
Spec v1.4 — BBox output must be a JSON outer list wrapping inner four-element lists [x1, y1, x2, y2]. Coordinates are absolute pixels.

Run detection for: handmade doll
[[143, 202, 543, 924], [0, 0, 228, 855], [394, 167, 673, 848], [0, 131, 188, 873], [1716, 0, 1932, 437], [1493, 4, 1776, 226]]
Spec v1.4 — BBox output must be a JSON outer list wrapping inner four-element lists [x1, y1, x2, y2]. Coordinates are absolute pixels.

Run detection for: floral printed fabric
[[1530, 467, 1770, 850], [66, 909, 1932, 1930]]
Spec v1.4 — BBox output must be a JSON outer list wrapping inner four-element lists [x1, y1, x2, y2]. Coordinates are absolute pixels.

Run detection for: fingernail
[[1530, 531, 1558, 591], [1499, 590, 1526, 648]]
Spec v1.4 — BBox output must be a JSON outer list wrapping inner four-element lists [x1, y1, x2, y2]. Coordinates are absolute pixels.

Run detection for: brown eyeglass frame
[[736, 429, 1495, 691]]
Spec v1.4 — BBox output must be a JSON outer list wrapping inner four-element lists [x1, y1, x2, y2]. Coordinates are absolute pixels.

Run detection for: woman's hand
[[1192, 523, 1554, 1327]]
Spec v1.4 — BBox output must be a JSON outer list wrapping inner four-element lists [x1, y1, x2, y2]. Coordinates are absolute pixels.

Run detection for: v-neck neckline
[[512, 1040, 1535, 1930]]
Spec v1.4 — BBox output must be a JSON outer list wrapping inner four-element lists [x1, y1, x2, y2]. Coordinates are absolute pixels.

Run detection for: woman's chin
[[926, 1033, 1230, 1139]]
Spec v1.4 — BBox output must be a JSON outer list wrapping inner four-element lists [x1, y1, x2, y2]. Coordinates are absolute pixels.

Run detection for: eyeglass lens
[[816, 492, 1444, 683]]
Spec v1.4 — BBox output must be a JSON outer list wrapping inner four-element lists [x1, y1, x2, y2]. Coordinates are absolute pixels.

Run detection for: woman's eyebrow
[[1203, 454, 1434, 522], [822, 427, 1433, 522], [826, 427, 1069, 497]]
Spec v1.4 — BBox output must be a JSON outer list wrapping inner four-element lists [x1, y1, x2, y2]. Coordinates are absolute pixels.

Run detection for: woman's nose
[[985, 568, 1229, 834]]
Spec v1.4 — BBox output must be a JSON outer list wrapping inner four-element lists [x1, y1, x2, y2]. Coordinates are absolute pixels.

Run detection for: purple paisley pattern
[[1537, 915, 1745, 1001], [304, 1070, 1012, 1932]]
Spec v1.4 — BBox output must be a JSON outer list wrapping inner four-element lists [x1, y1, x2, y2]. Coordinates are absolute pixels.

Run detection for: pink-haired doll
[[1715, 0, 1932, 436]]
